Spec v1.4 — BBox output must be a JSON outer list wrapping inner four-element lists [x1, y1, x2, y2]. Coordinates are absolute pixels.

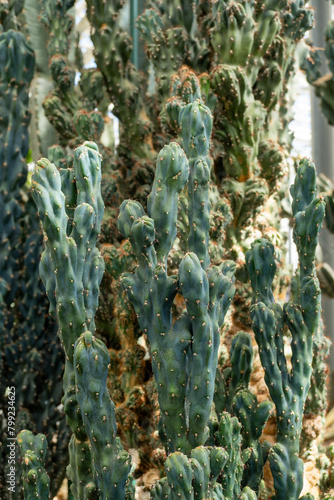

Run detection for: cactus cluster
[[0, 27, 68, 498], [1, 1, 333, 499], [25, 125, 326, 500], [246, 159, 325, 499]]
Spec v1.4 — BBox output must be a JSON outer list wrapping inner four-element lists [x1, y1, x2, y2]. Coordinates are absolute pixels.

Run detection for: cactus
[[246, 159, 325, 500], [214, 330, 273, 493], [301, 20, 334, 127], [118, 101, 235, 454], [0, 28, 34, 344], [37, 0, 109, 151], [17, 430, 50, 500], [0, 27, 68, 499], [137, 0, 312, 299], [73, 331, 132, 499], [31, 142, 105, 492], [150, 445, 229, 499], [31, 141, 134, 497], [4, 1, 334, 498], [99, 242, 159, 463], [23, 139, 327, 499]]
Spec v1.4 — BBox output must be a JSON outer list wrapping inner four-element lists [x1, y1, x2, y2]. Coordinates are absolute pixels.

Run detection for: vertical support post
[[130, 0, 147, 70], [130, 0, 138, 68], [310, 0, 334, 405]]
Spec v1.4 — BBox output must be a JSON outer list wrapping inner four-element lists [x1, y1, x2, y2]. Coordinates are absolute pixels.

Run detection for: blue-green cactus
[[32, 142, 104, 359], [32, 141, 105, 493], [0, 28, 34, 329], [17, 430, 50, 500], [179, 100, 213, 268], [74, 331, 132, 499], [246, 158, 325, 500], [0, 27, 69, 498], [66, 437, 96, 499], [118, 139, 235, 454], [213, 329, 273, 493], [151, 445, 229, 499], [31, 141, 135, 498], [10, 2, 333, 498], [214, 330, 254, 417], [214, 412, 251, 500], [233, 390, 273, 492]]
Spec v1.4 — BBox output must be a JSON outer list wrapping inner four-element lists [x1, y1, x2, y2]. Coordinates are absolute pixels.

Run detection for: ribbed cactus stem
[[32, 142, 105, 493], [118, 140, 235, 453], [17, 430, 50, 500], [246, 159, 325, 500], [74, 331, 132, 499]]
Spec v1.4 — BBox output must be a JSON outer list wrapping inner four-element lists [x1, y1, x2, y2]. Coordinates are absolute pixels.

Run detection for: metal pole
[[310, 0, 334, 405], [130, 0, 139, 68], [130, 0, 147, 71]]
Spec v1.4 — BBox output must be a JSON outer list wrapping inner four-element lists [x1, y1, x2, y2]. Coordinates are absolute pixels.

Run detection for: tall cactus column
[[246, 159, 325, 500], [32, 142, 103, 496], [32, 142, 132, 499], [118, 97, 236, 456], [0, 29, 34, 373]]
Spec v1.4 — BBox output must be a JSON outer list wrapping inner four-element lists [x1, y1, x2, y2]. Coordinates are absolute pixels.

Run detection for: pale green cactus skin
[[10, 1, 334, 498], [31, 142, 134, 498]]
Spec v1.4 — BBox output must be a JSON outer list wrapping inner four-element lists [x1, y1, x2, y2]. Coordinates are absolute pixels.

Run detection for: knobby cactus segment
[[147, 142, 190, 264], [151, 445, 229, 499], [233, 390, 273, 492], [0, 29, 34, 324], [32, 142, 105, 493], [167, 75, 214, 267], [180, 100, 213, 269], [118, 139, 235, 454], [290, 159, 330, 426], [32, 141, 133, 498], [214, 330, 254, 416], [214, 412, 254, 500], [213, 330, 273, 494], [17, 430, 50, 500], [246, 159, 325, 500], [74, 331, 132, 499], [32, 142, 104, 360]]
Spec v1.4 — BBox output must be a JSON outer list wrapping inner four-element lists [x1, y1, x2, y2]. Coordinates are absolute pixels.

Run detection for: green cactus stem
[[0, 29, 34, 318], [118, 141, 235, 454], [32, 141, 105, 493], [74, 331, 132, 499], [151, 445, 229, 499], [17, 430, 50, 500], [246, 159, 325, 500]]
